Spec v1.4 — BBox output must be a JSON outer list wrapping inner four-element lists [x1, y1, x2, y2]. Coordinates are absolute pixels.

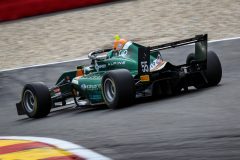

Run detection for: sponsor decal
[[81, 84, 101, 91], [95, 63, 106, 72], [108, 61, 126, 66], [150, 53, 163, 70], [119, 50, 128, 57], [80, 84, 87, 90]]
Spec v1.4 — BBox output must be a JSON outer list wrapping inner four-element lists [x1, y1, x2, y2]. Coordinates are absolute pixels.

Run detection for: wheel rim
[[23, 90, 35, 113], [103, 78, 116, 103]]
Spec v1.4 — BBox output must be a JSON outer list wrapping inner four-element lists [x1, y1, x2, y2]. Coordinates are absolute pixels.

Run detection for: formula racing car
[[16, 34, 222, 118]]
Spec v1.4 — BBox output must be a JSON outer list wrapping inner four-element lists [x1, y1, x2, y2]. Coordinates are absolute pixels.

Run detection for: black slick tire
[[205, 51, 222, 86], [102, 69, 135, 109], [186, 53, 195, 65], [21, 82, 51, 118], [186, 51, 222, 88]]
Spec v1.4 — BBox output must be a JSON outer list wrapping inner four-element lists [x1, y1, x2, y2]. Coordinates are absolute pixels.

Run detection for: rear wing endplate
[[138, 34, 208, 74]]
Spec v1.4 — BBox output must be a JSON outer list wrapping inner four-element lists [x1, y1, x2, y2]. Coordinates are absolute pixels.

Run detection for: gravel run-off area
[[0, 0, 240, 70]]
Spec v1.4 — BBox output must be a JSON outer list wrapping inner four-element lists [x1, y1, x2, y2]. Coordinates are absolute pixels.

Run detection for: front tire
[[22, 82, 51, 118], [102, 69, 135, 109]]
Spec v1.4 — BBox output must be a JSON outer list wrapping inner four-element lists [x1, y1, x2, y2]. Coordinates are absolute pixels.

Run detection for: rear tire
[[186, 53, 195, 65], [22, 82, 51, 118], [187, 51, 222, 88], [102, 69, 135, 109], [205, 51, 222, 86]]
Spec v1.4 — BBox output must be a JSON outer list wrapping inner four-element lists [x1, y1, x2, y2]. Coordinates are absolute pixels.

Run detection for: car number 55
[[141, 61, 149, 73]]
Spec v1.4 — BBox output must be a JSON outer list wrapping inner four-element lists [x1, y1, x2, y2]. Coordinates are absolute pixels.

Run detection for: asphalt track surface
[[0, 39, 240, 159]]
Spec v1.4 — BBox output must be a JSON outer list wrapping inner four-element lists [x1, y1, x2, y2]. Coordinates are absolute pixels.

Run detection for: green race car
[[16, 34, 222, 118]]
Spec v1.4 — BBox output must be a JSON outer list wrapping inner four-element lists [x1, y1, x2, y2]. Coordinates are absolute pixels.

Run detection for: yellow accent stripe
[[0, 140, 31, 147], [0, 147, 73, 160]]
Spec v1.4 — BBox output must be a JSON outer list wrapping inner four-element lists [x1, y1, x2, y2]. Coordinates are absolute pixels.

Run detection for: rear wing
[[138, 34, 208, 74]]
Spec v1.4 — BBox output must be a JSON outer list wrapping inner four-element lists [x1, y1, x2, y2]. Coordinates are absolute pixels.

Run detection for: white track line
[[0, 36, 240, 73], [0, 136, 112, 160], [209, 36, 240, 43]]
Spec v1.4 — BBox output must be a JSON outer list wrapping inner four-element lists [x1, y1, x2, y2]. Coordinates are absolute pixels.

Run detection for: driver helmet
[[113, 35, 127, 50]]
